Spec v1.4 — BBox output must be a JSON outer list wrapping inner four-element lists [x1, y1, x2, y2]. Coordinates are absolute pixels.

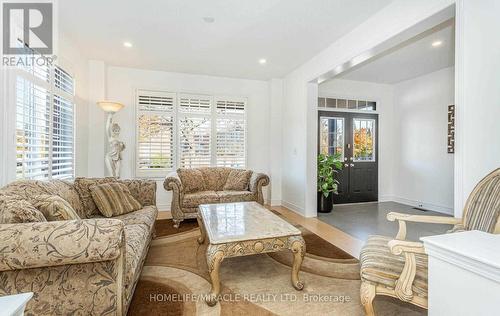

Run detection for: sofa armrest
[[118, 179, 157, 206], [164, 172, 185, 224], [249, 172, 269, 205], [0, 219, 124, 271], [164, 171, 184, 192]]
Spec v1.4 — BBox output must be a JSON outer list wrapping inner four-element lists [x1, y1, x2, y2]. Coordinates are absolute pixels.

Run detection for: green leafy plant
[[317, 153, 343, 198]]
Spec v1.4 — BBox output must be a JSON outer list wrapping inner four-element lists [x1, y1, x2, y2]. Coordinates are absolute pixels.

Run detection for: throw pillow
[[90, 183, 142, 217], [74, 177, 116, 217], [0, 198, 47, 224], [177, 168, 205, 193], [223, 169, 252, 191], [33, 194, 81, 221]]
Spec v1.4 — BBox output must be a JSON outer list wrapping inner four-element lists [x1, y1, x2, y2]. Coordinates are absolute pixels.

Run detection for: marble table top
[[198, 202, 301, 244]]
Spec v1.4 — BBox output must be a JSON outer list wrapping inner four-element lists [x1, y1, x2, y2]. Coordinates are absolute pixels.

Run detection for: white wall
[[454, 0, 500, 217], [318, 79, 395, 200], [88, 66, 272, 210], [281, 0, 455, 216], [393, 67, 455, 214]]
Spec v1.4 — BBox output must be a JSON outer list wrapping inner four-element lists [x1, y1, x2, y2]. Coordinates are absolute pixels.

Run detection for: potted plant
[[317, 153, 342, 213]]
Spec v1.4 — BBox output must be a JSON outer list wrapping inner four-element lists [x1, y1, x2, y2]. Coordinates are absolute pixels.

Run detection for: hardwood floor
[[156, 204, 364, 258]]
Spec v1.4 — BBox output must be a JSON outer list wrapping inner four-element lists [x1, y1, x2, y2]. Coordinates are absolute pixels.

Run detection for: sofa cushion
[[223, 169, 252, 191], [360, 235, 428, 298], [217, 191, 255, 203], [90, 183, 142, 217], [124, 224, 151, 301], [43, 180, 86, 218], [74, 177, 116, 217], [112, 205, 158, 230], [0, 198, 47, 223], [182, 191, 220, 208], [177, 169, 205, 193], [32, 194, 80, 221], [199, 167, 231, 191]]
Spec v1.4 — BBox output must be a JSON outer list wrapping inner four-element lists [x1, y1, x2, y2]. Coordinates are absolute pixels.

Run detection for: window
[[215, 97, 246, 168], [136, 91, 175, 176], [318, 97, 376, 111], [15, 51, 75, 180], [135, 91, 247, 177]]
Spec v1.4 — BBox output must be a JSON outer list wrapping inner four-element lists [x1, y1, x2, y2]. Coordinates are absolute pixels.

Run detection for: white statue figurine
[[105, 115, 125, 178]]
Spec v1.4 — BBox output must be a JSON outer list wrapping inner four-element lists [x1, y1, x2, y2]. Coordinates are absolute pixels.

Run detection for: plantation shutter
[[178, 94, 212, 168], [16, 77, 51, 179], [215, 97, 246, 168], [51, 66, 75, 179], [15, 58, 75, 180], [136, 90, 175, 176]]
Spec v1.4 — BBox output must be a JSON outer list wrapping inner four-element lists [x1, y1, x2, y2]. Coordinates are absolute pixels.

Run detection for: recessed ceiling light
[[432, 40, 443, 47], [258, 58, 267, 65], [123, 41, 133, 48], [203, 16, 215, 23]]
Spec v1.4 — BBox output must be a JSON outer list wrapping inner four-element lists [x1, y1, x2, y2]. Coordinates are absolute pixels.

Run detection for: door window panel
[[353, 118, 375, 162], [319, 117, 344, 159]]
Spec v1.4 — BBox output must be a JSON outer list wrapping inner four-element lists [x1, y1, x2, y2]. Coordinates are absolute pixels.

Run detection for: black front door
[[318, 111, 378, 204]]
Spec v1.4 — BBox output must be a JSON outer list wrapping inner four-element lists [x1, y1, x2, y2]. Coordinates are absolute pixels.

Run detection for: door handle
[[350, 163, 354, 167], [344, 163, 349, 167]]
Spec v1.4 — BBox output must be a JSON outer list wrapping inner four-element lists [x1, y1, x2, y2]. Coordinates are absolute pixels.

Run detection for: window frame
[[134, 89, 248, 178]]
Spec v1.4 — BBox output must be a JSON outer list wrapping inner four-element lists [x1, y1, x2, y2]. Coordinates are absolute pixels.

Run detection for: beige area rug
[[128, 218, 426, 316]]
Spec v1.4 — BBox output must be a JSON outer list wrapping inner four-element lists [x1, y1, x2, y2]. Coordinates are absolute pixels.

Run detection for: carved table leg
[[197, 214, 206, 245], [289, 236, 305, 290], [206, 245, 225, 306]]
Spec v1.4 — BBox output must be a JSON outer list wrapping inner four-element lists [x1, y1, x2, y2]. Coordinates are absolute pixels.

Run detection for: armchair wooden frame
[[361, 168, 500, 316]]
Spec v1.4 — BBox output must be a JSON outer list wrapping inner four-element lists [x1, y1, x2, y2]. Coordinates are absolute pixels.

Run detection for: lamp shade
[[97, 101, 125, 113]]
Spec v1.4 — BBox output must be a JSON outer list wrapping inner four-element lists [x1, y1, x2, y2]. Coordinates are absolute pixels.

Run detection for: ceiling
[[332, 20, 455, 84], [59, 0, 393, 80]]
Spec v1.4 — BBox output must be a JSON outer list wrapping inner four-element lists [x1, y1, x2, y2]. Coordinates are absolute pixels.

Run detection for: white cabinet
[[422, 231, 500, 316]]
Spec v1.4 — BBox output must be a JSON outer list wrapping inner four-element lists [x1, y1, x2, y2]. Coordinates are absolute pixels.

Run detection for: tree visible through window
[[136, 90, 246, 177]]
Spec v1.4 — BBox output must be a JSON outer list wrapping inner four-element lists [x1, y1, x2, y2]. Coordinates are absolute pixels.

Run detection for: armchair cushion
[[223, 169, 252, 191], [32, 194, 80, 221], [360, 235, 428, 298], [90, 183, 142, 217], [177, 168, 204, 193], [182, 191, 220, 208]]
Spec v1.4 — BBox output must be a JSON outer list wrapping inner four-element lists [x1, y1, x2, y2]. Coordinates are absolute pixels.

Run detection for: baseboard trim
[[157, 204, 170, 212], [281, 200, 305, 216], [382, 195, 453, 215], [270, 199, 282, 206]]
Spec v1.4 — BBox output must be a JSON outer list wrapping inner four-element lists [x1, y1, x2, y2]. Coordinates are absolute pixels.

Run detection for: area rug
[[128, 216, 425, 316]]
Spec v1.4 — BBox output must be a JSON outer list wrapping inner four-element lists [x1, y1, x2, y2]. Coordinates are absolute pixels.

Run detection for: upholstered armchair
[[360, 168, 500, 315], [164, 167, 269, 228]]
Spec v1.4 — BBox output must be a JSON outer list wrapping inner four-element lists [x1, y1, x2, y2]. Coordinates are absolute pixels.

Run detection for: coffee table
[[197, 201, 306, 306]]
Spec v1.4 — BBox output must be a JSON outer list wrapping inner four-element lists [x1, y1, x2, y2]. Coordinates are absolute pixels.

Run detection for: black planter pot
[[317, 192, 333, 213]]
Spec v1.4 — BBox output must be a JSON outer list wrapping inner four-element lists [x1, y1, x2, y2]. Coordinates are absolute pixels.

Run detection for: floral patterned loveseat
[[164, 167, 269, 228], [0, 178, 158, 315]]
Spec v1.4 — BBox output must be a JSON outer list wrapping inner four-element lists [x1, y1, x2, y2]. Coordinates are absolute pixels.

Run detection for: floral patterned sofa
[[0, 178, 158, 316], [164, 167, 269, 228]]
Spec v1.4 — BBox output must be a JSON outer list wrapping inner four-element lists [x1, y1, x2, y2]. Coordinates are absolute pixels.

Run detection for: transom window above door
[[318, 97, 376, 111]]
